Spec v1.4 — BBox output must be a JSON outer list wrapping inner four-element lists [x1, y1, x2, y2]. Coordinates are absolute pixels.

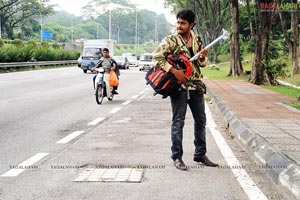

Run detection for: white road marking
[[1, 91, 41, 103], [56, 131, 85, 144], [205, 103, 268, 200], [110, 107, 122, 114], [122, 100, 132, 106], [1, 153, 49, 177], [132, 95, 139, 99], [139, 91, 145, 95], [87, 117, 105, 126]]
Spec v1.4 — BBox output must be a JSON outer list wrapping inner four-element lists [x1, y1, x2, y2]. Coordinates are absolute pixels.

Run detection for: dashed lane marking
[[87, 117, 105, 126], [122, 100, 132, 106], [56, 131, 85, 144], [205, 103, 268, 200], [1, 91, 41, 103], [131, 95, 139, 99], [1, 153, 49, 177], [110, 107, 122, 114]]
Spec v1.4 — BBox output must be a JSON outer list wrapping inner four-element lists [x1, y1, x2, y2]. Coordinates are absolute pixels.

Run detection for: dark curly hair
[[176, 9, 196, 24]]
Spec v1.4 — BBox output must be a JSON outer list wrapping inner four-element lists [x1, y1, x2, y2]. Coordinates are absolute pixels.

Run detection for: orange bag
[[109, 70, 119, 86]]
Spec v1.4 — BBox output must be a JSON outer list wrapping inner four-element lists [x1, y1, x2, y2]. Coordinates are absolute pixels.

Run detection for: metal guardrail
[[0, 60, 78, 68]]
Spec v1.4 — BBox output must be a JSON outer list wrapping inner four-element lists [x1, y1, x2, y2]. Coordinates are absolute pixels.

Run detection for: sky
[[46, 0, 176, 24]]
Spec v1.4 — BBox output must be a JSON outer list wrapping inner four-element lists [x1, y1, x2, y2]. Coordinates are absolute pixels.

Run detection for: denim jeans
[[170, 89, 207, 160]]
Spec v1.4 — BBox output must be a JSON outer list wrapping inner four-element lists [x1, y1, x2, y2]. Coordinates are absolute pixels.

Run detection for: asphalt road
[[0, 67, 147, 174], [0, 67, 287, 200]]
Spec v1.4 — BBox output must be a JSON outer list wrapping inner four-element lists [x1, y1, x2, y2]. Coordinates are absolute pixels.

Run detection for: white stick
[[189, 29, 229, 62]]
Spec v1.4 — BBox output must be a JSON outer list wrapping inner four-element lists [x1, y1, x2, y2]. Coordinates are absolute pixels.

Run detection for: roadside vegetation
[[0, 38, 79, 62]]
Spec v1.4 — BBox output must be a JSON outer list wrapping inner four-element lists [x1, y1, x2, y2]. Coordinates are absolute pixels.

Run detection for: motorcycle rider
[[92, 48, 119, 94]]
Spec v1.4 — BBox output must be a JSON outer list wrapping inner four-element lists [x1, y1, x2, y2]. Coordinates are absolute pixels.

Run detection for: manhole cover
[[74, 168, 144, 183]]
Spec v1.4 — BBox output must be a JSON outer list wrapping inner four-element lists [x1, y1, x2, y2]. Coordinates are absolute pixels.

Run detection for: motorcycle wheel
[[95, 85, 104, 104]]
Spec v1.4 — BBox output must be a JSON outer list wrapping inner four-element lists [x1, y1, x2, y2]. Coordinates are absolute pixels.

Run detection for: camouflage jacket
[[152, 30, 208, 92]]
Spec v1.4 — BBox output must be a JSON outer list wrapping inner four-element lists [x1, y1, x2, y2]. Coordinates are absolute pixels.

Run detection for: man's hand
[[170, 68, 187, 84], [199, 49, 208, 60]]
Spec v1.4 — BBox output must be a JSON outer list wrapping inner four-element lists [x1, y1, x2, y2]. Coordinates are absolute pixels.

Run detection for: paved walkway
[[205, 79, 300, 199]]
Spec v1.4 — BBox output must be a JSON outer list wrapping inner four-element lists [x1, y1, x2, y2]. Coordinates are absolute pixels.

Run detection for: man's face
[[176, 17, 194, 35], [103, 51, 109, 58]]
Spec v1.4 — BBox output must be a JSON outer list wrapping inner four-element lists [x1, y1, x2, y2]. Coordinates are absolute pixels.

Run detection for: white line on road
[[1, 91, 41, 103], [1, 153, 49, 177], [122, 100, 132, 106], [56, 131, 85, 144], [110, 107, 122, 114], [139, 91, 145, 95], [87, 117, 105, 126], [205, 103, 268, 200], [132, 95, 139, 99]]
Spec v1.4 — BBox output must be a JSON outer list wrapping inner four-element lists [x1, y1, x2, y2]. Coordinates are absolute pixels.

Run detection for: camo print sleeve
[[153, 31, 208, 81], [152, 35, 174, 72]]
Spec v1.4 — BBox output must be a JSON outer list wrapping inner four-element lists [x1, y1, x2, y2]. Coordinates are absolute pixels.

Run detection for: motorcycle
[[94, 67, 114, 104]]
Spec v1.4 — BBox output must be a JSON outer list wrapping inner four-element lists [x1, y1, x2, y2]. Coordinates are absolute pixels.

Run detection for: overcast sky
[[47, 0, 176, 24]]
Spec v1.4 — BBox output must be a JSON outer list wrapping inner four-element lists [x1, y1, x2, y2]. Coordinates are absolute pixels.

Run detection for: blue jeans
[[170, 89, 207, 160]]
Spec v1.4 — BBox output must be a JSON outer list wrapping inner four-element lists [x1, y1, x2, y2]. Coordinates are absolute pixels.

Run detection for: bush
[[12, 38, 23, 46], [246, 38, 255, 53], [264, 58, 288, 78]]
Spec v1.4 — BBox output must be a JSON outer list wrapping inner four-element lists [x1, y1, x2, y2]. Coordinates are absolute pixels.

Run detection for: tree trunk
[[6, 26, 14, 39], [291, 1, 299, 75], [278, 11, 292, 56], [250, 0, 274, 85], [245, 0, 255, 39], [228, 0, 243, 76]]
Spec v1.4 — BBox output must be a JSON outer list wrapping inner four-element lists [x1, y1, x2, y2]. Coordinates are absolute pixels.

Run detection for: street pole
[[37, 11, 43, 42], [71, 19, 74, 43], [96, 23, 98, 39], [155, 15, 158, 44], [109, 0, 112, 40], [112, 24, 120, 44], [0, 17, 2, 39], [135, 9, 137, 54]]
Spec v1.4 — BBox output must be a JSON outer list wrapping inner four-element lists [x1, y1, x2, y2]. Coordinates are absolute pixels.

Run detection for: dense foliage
[[0, 39, 79, 62]]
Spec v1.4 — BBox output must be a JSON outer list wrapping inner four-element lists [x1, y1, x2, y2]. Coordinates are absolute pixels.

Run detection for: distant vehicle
[[113, 56, 129, 69], [127, 56, 138, 67], [138, 53, 154, 71], [79, 39, 114, 73], [122, 53, 135, 57]]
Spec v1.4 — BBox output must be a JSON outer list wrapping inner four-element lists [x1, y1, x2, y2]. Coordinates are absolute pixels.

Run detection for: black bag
[[145, 66, 180, 98]]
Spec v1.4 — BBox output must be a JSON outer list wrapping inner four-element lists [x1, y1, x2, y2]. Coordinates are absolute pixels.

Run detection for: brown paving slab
[[205, 80, 300, 119]]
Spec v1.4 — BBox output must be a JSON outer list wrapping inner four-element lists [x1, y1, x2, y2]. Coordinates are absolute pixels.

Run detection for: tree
[[277, 0, 299, 76], [82, 0, 135, 18], [228, 0, 243, 77], [0, 0, 54, 39], [290, 0, 299, 75], [165, 0, 230, 63], [249, 0, 275, 85]]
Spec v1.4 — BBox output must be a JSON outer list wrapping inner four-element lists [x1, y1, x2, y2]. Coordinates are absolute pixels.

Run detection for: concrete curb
[[205, 83, 300, 199]]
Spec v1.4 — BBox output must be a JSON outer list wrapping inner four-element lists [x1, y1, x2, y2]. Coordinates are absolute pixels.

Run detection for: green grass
[[263, 85, 300, 99], [201, 62, 248, 81], [286, 102, 300, 110], [279, 74, 300, 86]]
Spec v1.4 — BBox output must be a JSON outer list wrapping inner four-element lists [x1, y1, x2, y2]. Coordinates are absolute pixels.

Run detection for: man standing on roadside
[[152, 9, 219, 170]]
